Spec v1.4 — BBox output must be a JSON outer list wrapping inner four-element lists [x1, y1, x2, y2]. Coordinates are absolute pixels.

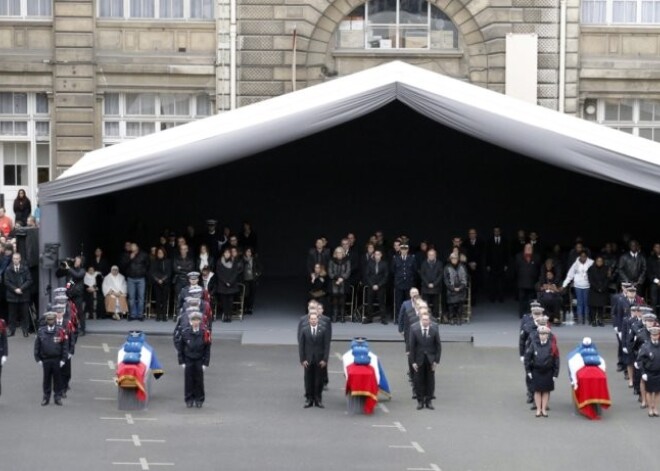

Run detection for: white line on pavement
[[378, 403, 390, 413], [411, 442, 425, 453], [388, 442, 425, 453], [102, 343, 110, 353], [100, 414, 157, 424], [89, 379, 115, 383], [112, 458, 174, 469], [106, 435, 166, 447], [407, 465, 441, 471], [94, 397, 115, 401]]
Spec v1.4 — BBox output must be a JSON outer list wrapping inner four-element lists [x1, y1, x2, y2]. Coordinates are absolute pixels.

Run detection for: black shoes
[[416, 402, 424, 410], [314, 401, 324, 409], [425, 401, 435, 410], [54, 398, 63, 406], [195, 402, 203, 408], [304, 400, 314, 408], [22, 331, 29, 337], [186, 401, 194, 408], [41, 398, 50, 406], [381, 319, 388, 325]]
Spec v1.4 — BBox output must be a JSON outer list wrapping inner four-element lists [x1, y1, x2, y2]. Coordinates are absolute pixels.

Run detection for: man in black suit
[[409, 313, 442, 410], [363, 250, 389, 324], [419, 249, 443, 319], [4, 252, 33, 337], [306, 238, 330, 276], [485, 226, 509, 303], [617, 239, 647, 294], [298, 312, 330, 408], [514, 243, 541, 317], [465, 228, 484, 306]]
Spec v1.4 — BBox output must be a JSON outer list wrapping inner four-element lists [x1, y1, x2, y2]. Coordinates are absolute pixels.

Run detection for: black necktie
[[423, 328, 428, 338], [312, 327, 316, 337]]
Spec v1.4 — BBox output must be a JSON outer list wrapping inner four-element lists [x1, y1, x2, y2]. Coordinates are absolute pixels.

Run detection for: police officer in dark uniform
[[176, 311, 211, 408], [392, 244, 417, 323], [519, 303, 544, 404], [53, 302, 76, 398], [637, 324, 660, 417], [34, 311, 69, 406]]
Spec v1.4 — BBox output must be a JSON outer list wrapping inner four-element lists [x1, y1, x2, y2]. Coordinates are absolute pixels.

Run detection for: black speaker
[[41, 242, 61, 269]]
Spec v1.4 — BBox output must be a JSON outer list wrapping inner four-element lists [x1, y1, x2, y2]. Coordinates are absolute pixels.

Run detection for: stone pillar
[[52, 0, 97, 172]]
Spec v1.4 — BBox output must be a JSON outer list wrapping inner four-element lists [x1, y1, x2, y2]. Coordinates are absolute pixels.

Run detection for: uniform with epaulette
[[636, 324, 660, 417], [34, 311, 69, 406], [519, 303, 544, 404], [53, 301, 77, 397], [176, 311, 211, 408]]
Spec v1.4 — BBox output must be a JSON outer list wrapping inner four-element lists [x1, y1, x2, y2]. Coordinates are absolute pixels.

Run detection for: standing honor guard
[[299, 312, 330, 408], [409, 313, 442, 410], [176, 311, 211, 408], [53, 302, 77, 398], [34, 311, 69, 406]]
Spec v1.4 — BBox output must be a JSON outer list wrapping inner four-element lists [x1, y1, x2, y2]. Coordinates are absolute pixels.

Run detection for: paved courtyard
[[0, 330, 656, 471]]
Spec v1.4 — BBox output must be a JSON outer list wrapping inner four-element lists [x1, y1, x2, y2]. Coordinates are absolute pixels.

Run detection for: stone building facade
[[0, 0, 658, 217]]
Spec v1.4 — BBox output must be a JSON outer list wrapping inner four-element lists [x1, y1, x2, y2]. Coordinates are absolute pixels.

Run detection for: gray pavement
[[0, 281, 636, 470]]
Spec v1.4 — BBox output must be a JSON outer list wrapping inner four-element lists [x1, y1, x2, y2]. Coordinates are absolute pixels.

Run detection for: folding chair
[[232, 283, 246, 321]]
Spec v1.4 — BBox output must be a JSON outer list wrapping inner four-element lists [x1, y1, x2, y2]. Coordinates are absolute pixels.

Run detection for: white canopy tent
[[39, 60, 660, 206]]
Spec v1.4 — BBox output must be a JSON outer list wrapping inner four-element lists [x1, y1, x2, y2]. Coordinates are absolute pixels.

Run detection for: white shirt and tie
[[311, 326, 317, 337]]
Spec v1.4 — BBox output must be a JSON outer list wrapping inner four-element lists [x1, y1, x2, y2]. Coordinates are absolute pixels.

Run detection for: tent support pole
[[558, 0, 567, 113]]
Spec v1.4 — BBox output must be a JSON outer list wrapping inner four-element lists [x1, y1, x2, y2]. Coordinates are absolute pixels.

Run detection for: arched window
[[336, 0, 458, 50]]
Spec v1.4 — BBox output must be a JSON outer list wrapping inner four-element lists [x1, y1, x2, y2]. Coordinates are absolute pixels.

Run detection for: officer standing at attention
[[176, 311, 211, 408], [34, 311, 69, 406]]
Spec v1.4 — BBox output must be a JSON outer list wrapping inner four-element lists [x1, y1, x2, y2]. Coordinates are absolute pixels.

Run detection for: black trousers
[[330, 293, 346, 320], [8, 302, 28, 334], [421, 292, 440, 317], [447, 302, 463, 321], [414, 357, 435, 402], [651, 283, 659, 314], [243, 279, 256, 312], [61, 357, 72, 390], [42, 358, 63, 399], [152, 283, 169, 320], [220, 293, 235, 319], [304, 360, 323, 401], [365, 287, 386, 319], [394, 288, 410, 323], [184, 358, 205, 403], [518, 288, 537, 317], [488, 271, 506, 302]]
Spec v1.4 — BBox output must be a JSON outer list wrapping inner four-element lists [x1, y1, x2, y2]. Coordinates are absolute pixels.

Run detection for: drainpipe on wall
[[558, 0, 567, 113], [230, 0, 237, 110]]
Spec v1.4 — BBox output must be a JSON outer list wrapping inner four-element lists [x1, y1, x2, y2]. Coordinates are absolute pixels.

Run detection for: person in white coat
[[562, 251, 594, 325]]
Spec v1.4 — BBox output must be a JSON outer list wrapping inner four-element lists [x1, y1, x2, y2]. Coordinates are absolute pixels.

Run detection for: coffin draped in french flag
[[567, 337, 611, 420], [342, 337, 391, 414], [115, 331, 164, 402]]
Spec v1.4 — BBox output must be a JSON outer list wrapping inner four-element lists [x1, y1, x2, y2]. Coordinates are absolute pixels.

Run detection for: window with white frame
[[336, 0, 458, 50], [0, 92, 50, 188], [581, 0, 660, 24], [0, 0, 52, 17], [103, 92, 213, 144], [98, 0, 213, 19], [588, 98, 660, 142]]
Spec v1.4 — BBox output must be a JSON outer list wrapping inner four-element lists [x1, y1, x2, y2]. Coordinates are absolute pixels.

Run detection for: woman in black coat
[[587, 256, 611, 327], [12, 189, 32, 227], [215, 248, 240, 323], [524, 326, 560, 417]]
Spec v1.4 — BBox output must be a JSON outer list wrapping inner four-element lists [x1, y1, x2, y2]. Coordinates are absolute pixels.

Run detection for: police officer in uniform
[[53, 302, 76, 398], [176, 311, 211, 408], [34, 311, 69, 406], [637, 324, 660, 417]]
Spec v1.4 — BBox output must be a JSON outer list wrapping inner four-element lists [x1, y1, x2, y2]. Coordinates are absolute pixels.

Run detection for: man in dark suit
[[363, 250, 389, 324], [617, 240, 647, 294], [4, 252, 33, 337], [514, 243, 541, 317], [419, 249, 443, 319], [465, 229, 484, 306], [485, 226, 509, 303], [409, 313, 442, 410], [306, 238, 330, 276], [298, 312, 330, 408]]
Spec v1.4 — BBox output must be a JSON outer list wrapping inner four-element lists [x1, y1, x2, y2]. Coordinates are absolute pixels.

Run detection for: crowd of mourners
[[305, 228, 660, 326]]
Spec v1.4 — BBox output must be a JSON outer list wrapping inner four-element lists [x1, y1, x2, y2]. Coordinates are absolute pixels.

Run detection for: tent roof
[[39, 60, 660, 204]]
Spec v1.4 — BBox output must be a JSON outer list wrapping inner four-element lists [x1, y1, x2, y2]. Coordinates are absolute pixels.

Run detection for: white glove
[[527, 373, 532, 379], [634, 362, 639, 369], [38, 361, 43, 366], [60, 361, 65, 368], [622, 347, 628, 354], [552, 377, 556, 382], [573, 382, 578, 391], [202, 365, 207, 371], [642, 374, 648, 382], [68, 354, 72, 360], [617, 332, 622, 340], [181, 364, 186, 369], [614, 327, 619, 333], [520, 356, 524, 363], [1, 356, 6, 366]]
